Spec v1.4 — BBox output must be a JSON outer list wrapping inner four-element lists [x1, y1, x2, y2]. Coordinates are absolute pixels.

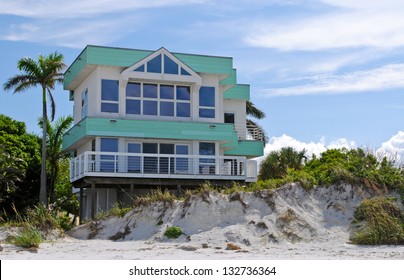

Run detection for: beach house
[[62, 45, 264, 219]]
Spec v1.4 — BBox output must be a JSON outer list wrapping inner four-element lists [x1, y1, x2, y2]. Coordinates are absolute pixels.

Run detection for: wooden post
[[176, 185, 182, 197], [91, 183, 96, 220], [79, 187, 84, 225]]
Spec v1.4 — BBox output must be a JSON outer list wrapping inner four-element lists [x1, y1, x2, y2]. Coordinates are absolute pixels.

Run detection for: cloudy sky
[[0, 0, 403, 160]]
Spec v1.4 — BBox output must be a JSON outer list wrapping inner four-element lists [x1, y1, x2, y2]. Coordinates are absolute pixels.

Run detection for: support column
[[176, 185, 182, 197], [91, 183, 96, 220], [79, 187, 84, 225]]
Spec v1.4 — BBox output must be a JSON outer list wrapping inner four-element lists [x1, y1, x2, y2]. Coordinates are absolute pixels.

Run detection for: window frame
[[199, 86, 215, 119], [101, 79, 119, 113], [125, 82, 191, 119]]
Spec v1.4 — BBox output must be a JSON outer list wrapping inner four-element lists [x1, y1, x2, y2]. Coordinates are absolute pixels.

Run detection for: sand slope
[[1, 183, 404, 259]]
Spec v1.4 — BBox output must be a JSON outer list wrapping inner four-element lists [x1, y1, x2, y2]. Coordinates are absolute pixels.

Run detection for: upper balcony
[[70, 152, 258, 183]]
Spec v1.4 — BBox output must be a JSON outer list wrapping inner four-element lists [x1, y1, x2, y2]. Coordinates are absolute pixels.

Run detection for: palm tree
[[3, 52, 65, 205], [246, 100, 266, 119], [38, 116, 73, 203], [246, 100, 268, 143]]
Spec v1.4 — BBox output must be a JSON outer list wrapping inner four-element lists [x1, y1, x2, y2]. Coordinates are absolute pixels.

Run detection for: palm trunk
[[39, 86, 47, 206]]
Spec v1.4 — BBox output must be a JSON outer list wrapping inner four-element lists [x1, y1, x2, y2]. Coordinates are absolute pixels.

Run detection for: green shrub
[[350, 197, 404, 245], [164, 226, 183, 239], [11, 226, 43, 248]]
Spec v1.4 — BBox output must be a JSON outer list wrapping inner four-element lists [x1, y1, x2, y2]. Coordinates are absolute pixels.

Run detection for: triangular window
[[180, 67, 191, 76], [134, 64, 145, 72], [147, 55, 162, 73], [164, 54, 179, 74]]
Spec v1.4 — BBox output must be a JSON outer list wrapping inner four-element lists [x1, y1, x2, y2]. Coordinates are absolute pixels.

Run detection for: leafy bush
[[10, 226, 43, 248], [164, 226, 183, 239], [256, 147, 404, 194], [350, 197, 404, 245]]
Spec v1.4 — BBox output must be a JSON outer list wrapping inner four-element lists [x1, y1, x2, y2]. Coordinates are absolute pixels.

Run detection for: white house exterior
[[63, 46, 264, 220]]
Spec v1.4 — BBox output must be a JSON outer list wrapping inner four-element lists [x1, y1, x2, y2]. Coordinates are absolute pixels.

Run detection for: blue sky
[[0, 0, 403, 160]]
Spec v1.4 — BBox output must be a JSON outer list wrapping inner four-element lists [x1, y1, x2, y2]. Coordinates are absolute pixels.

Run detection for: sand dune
[[1, 184, 404, 260]]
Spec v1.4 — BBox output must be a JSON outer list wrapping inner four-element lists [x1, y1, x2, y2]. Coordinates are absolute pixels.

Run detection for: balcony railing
[[70, 152, 258, 183], [234, 124, 264, 141]]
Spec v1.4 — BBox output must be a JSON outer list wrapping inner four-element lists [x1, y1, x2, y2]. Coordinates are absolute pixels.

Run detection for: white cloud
[[259, 63, 404, 97], [0, 0, 207, 47], [257, 132, 404, 167], [2, 17, 137, 48], [0, 0, 205, 18], [261, 134, 356, 158], [377, 131, 404, 164], [245, 0, 404, 51]]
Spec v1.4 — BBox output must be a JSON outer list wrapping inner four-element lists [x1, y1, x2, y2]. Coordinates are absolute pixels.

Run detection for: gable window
[[132, 53, 193, 76], [101, 79, 119, 113], [164, 55, 179, 75], [81, 89, 88, 119], [199, 86, 215, 118], [147, 55, 162, 73], [126, 82, 190, 118]]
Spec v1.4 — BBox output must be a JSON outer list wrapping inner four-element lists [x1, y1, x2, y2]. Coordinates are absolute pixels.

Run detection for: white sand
[[1, 184, 404, 260]]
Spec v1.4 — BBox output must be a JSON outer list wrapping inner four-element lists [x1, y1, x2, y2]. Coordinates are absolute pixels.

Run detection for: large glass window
[[199, 142, 216, 174], [100, 138, 118, 172], [125, 82, 190, 118], [160, 85, 174, 99], [144, 84, 158, 98], [177, 86, 190, 100], [160, 144, 174, 174], [175, 145, 189, 173], [143, 143, 158, 173], [127, 143, 141, 173], [199, 86, 215, 118], [101, 79, 119, 113], [160, 101, 174, 116], [126, 82, 141, 115], [143, 100, 158, 115]]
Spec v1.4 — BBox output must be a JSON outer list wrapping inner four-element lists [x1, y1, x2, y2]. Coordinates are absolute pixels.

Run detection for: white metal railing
[[234, 124, 264, 141], [69, 152, 257, 182]]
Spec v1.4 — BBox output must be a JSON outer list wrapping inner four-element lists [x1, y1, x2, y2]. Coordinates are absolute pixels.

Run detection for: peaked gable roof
[[64, 45, 235, 90], [121, 47, 202, 86]]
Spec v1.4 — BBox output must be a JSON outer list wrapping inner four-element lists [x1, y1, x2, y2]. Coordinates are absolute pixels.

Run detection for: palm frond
[[246, 100, 266, 119]]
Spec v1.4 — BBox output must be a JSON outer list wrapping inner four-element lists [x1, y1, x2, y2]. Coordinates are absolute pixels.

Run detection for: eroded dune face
[[69, 183, 377, 245]]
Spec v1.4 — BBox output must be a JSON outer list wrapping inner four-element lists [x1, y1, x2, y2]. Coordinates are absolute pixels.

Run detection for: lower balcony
[[70, 152, 258, 183]]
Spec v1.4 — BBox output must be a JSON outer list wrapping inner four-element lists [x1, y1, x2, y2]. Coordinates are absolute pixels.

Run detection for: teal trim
[[223, 84, 250, 100], [224, 140, 264, 157], [63, 117, 238, 150], [219, 69, 237, 86], [64, 47, 88, 89], [64, 45, 235, 90]]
